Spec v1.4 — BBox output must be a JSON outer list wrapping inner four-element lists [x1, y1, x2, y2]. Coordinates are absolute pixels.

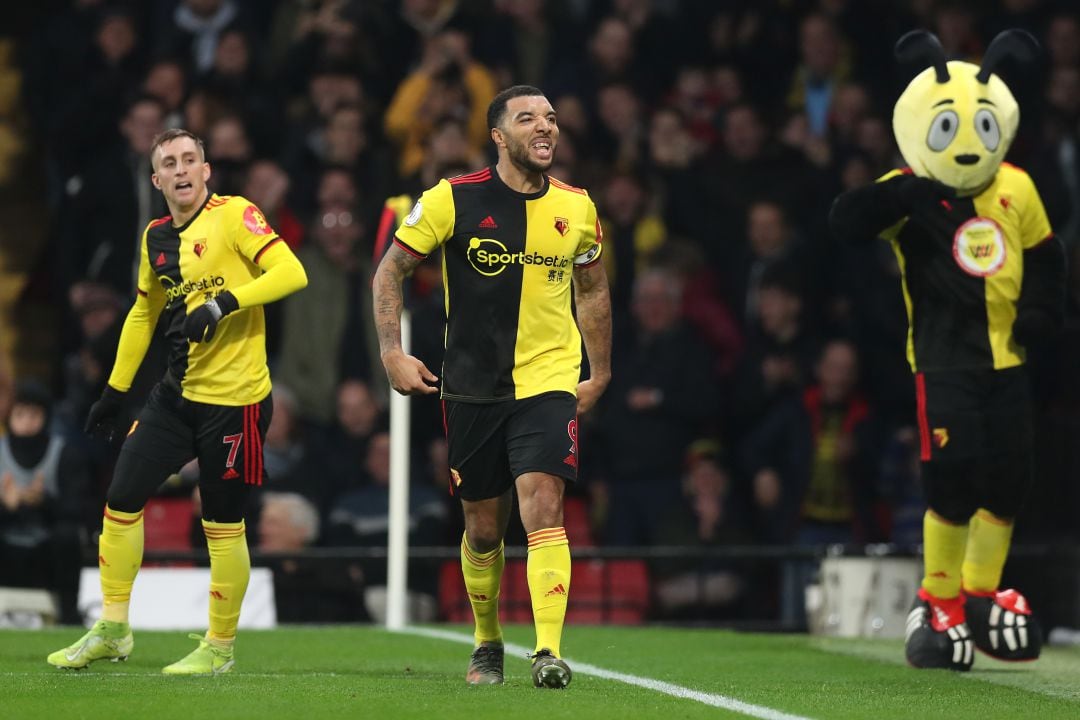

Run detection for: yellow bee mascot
[[830, 29, 1065, 671]]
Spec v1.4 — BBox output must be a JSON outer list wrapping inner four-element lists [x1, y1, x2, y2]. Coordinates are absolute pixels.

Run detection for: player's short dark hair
[[150, 128, 206, 167], [487, 85, 546, 130]]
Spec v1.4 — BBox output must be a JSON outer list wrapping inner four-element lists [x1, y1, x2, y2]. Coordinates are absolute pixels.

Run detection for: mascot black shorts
[[914, 366, 1032, 463], [916, 366, 1033, 521]]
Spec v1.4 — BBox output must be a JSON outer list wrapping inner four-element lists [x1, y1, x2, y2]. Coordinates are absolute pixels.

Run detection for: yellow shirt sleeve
[[227, 197, 281, 262], [107, 224, 166, 391], [393, 179, 456, 257], [1015, 170, 1054, 249], [574, 195, 604, 266], [229, 240, 308, 309], [213, 197, 308, 309]]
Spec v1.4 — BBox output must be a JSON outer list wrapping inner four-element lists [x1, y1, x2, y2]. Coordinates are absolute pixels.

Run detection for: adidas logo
[[155, 252, 167, 267], [478, 215, 498, 229], [544, 583, 567, 597], [905, 607, 924, 641], [562, 454, 577, 468], [209, 590, 226, 601], [221, 467, 240, 480]]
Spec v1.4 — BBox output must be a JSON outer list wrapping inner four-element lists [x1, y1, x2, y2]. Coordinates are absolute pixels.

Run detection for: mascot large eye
[[926, 110, 959, 151], [974, 109, 1000, 152]]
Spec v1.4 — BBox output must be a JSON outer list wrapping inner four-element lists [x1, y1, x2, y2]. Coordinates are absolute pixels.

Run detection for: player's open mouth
[[531, 139, 552, 160], [176, 181, 193, 191]]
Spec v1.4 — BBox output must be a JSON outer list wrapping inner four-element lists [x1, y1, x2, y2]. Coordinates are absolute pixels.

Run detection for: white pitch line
[[400, 626, 815, 720]]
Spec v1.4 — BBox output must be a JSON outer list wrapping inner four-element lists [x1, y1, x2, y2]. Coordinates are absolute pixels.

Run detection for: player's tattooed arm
[[372, 243, 439, 395], [573, 260, 612, 413], [372, 243, 422, 356]]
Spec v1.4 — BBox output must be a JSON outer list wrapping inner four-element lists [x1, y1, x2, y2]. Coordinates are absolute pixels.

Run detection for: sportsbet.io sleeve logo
[[467, 237, 570, 278], [952, 217, 1006, 277]]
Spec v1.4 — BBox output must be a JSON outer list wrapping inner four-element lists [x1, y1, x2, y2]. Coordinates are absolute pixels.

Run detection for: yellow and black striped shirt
[[108, 193, 305, 405], [394, 167, 603, 402]]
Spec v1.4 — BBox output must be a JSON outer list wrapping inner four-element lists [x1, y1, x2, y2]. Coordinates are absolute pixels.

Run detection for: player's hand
[[576, 375, 609, 414], [84, 385, 127, 441], [182, 291, 238, 343], [382, 350, 439, 395]]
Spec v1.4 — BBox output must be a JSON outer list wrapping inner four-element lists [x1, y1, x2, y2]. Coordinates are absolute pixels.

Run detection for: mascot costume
[[830, 30, 1065, 671]]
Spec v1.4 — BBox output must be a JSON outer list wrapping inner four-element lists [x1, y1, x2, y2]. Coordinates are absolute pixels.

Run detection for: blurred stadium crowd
[[1, 0, 1079, 624]]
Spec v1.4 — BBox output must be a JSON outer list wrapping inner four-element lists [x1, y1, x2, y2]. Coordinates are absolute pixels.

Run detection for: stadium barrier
[[35, 543, 1070, 632], [808, 556, 922, 638], [0, 587, 57, 629], [73, 567, 277, 630]]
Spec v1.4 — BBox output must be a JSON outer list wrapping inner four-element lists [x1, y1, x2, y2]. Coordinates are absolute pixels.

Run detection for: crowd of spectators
[[3, 0, 1080, 624]]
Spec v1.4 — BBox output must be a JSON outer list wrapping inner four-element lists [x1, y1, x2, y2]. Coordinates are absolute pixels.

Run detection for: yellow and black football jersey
[[109, 193, 291, 405], [394, 167, 603, 402], [877, 163, 1053, 372]]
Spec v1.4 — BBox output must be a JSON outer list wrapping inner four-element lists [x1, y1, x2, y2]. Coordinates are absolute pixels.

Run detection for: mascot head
[[892, 29, 1038, 195]]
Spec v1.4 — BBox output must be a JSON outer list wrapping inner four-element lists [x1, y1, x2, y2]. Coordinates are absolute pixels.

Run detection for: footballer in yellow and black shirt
[[374, 86, 612, 686], [122, 191, 292, 405], [50, 129, 307, 675], [394, 166, 603, 402]]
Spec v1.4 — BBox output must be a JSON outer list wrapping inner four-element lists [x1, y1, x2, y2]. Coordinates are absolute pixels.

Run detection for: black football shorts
[[107, 381, 272, 521], [444, 391, 578, 501]]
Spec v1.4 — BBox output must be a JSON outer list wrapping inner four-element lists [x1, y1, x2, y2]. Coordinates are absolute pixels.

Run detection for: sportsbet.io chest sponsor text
[[467, 237, 569, 278], [161, 275, 226, 303]]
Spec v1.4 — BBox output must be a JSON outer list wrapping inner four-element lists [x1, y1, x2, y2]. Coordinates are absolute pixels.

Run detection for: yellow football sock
[[962, 508, 1013, 594], [921, 510, 968, 599], [99, 506, 144, 623], [526, 527, 570, 657], [203, 520, 249, 643], [461, 534, 504, 646]]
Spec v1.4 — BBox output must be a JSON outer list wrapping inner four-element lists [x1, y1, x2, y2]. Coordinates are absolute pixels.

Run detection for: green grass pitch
[[5, 624, 1079, 719]]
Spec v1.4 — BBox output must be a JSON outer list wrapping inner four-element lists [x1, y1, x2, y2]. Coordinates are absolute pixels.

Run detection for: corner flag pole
[[386, 309, 411, 630]]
